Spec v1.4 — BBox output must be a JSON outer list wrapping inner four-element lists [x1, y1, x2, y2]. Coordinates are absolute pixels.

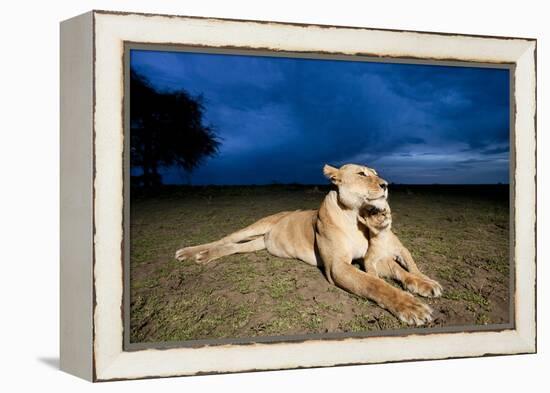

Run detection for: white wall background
[[0, 0, 546, 391]]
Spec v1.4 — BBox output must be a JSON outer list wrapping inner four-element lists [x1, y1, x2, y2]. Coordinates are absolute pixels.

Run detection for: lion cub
[[358, 203, 442, 298]]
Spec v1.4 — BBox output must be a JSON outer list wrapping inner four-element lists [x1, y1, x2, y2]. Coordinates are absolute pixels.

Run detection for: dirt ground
[[129, 184, 510, 344]]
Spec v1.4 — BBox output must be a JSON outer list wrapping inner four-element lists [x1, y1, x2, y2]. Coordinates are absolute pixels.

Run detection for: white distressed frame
[[60, 10, 536, 382]]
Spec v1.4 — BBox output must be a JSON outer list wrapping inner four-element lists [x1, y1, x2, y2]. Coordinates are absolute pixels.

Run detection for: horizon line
[[141, 182, 510, 187]]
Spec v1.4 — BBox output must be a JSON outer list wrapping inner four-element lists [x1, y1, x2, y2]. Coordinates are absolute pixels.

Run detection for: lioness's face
[[323, 163, 388, 210]]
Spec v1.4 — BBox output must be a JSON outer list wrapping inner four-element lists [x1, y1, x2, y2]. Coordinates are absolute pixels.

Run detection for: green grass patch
[[443, 289, 490, 308]]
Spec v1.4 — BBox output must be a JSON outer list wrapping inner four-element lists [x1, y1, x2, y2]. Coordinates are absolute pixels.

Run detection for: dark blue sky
[[131, 49, 510, 185]]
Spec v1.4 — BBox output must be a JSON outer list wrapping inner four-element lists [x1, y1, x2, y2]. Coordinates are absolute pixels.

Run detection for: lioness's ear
[[323, 164, 340, 184]]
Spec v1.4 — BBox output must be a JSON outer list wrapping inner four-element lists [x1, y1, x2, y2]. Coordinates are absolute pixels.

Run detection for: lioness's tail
[[175, 211, 293, 262]]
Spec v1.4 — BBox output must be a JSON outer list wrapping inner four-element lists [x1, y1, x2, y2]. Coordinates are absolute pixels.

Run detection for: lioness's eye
[[357, 172, 368, 177]]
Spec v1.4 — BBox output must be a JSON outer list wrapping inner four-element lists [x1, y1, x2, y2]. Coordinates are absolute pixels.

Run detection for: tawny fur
[[358, 203, 443, 303], [175, 164, 436, 325]]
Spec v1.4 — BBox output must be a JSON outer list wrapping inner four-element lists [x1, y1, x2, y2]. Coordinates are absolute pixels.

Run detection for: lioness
[[175, 163, 439, 325], [359, 203, 443, 304]]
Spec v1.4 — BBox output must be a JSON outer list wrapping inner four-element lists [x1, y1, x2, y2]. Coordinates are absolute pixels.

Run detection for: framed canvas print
[[60, 10, 537, 382]]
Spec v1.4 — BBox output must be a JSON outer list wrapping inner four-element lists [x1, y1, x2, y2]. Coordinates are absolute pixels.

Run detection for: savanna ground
[[129, 184, 510, 344]]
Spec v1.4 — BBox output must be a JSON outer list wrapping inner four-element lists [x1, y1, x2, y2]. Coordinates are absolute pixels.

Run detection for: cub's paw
[[390, 292, 433, 326], [406, 276, 443, 298]]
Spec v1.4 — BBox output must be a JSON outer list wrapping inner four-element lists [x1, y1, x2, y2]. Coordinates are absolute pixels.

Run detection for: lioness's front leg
[[331, 261, 433, 326]]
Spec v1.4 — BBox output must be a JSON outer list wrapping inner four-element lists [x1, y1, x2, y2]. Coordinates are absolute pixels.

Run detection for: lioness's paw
[[175, 248, 191, 261], [391, 293, 433, 326], [195, 250, 214, 264], [175, 246, 206, 262], [407, 276, 443, 298]]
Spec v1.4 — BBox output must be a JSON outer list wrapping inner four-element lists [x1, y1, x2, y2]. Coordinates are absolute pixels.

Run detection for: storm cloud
[[131, 49, 510, 185]]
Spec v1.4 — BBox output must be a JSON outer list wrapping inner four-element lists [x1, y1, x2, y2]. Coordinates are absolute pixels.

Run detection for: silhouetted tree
[[130, 69, 220, 187]]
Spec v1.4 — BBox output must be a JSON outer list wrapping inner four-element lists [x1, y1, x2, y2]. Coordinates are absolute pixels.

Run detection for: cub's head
[[323, 163, 388, 211], [360, 205, 392, 235]]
